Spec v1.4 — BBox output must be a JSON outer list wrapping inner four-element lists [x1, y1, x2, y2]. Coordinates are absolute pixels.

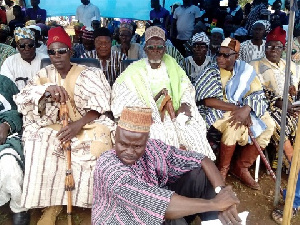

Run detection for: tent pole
[[274, 0, 297, 207]]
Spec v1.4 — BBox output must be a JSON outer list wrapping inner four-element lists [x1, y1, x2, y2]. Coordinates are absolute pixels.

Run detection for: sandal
[[271, 206, 298, 224]]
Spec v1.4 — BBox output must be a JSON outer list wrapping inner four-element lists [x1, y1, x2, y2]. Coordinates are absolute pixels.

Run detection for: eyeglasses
[[193, 43, 208, 49], [47, 48, 69, 56], [266, 45, 283, 51], [216, 52, 237, 58], [18, 43, 35, 49], [145, 45, 165, 51]]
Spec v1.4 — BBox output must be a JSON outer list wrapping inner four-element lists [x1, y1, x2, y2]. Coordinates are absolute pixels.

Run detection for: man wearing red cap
[[251, 26, 300, 223], [14, 26, 115, 224]]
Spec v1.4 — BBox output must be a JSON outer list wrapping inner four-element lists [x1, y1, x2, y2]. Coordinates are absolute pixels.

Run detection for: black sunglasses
[[47, 48, 69, 56], [216, 52, 237, 58], [18, 43, 35, 49]]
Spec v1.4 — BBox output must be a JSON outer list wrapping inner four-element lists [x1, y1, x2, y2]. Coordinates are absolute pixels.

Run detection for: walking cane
[[248, 129, 284, 195], [60, 102, 75, 225]]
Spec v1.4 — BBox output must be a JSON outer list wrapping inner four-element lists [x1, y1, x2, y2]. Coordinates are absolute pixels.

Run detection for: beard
[[149, 59, 162, 64]]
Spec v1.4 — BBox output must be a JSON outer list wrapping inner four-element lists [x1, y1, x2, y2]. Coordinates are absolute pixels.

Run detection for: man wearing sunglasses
[[14, 26, 114, 224], [112, 26, 216, 162], [0, 27, 48, 90], [195, 37, 275, 190], [250, 27, 300, 222]]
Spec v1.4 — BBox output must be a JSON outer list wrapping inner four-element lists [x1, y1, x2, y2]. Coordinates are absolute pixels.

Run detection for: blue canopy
[[24, 0, 283, 20], [24, 0, 180, 20]]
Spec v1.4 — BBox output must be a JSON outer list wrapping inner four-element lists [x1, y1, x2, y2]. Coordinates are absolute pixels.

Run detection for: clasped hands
[[45, 85, 82, 142], [215, 186, 242, 225]]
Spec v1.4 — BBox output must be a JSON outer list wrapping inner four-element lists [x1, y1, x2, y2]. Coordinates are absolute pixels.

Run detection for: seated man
[[73, 27, 96, 58], [0, 75, 30, 225], [94, 27, 127, 87], [92, 106, 241, 225], [250, 27, 300, 222], [0, 27, 48, 90], [182, 32, 215, 85], [195, 38, 275, 190], [25, 0, 47, 24], [0, 42, 16, 69], [111, 22, 143, 60], [112, 26, 216, 160], [14, 27, 114, 225]]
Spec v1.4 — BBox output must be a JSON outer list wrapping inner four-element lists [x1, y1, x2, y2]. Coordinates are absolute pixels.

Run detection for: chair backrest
[[40, 58, 101, 69], [120, 59, 137, 73]]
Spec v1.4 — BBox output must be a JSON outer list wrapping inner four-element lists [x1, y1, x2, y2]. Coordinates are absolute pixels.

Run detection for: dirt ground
[[1, 166, 300, 225]]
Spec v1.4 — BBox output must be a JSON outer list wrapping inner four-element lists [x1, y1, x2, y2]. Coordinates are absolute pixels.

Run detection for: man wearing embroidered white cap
[[112, 26, 216, 161], [0, 27, 48, 90], [182, 32, 215, 84], [26, 24, 47, 55], [195, 37, 275, 190]]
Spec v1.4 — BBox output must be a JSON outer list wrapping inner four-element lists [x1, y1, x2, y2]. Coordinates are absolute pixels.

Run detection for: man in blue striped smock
[[92, 106, 241, 225], [195, 37, 275, 190]]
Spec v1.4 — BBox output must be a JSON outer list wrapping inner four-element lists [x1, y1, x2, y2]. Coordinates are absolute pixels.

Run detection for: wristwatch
[[215, 186, 225, 194]]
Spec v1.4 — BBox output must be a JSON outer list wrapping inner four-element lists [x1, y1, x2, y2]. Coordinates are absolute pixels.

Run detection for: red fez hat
[[266, 26, 286, 46], [47, 27, 72, 49]]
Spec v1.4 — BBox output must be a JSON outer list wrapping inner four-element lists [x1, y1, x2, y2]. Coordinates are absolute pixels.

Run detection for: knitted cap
[[119, 22, 133, 34], [118, 107, 152, 133], [221, 37, 240, 53], [145, 26, 166, 42]]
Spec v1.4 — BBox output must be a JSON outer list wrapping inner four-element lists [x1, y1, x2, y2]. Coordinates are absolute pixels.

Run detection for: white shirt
[[76, 3, 100, 28], [36, 43, 48, 55], [0, 52, 48, 90], [5, 5, 14, 23], [238, 40, 266, 63], [173, 5, 201, 40]]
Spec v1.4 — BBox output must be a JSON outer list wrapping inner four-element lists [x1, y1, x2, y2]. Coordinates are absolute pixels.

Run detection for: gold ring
[[54, 93, 60, 96]]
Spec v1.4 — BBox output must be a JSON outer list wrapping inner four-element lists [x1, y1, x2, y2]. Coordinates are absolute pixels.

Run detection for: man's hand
[[0, 123, 10, 145], [289, 85, 297, 97], [219, 205, 242, 225], [276, 100, 300, 116], [57, 120, 83, 143], [228, 105, 252, 129], [45, 85, 69, 103], [212, 186, 240, 212], [176, 103, 191, 117]]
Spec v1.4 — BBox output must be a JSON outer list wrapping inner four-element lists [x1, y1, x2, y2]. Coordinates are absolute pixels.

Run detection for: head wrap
[[0, 24, 10, 32], [118, 107, 152, 133], [25, 20, 36, 27], [14, 27, 35, 42], [221, 37, 240, 52], [47, 27, 72, 49], [253, 20, 271, 33], [26, 25, 42, 35], [191, 32, 210, 46], [119, 22, 133, 34], [266, 26, 286, 45], [211, 27, 225, 39], [94, 27, 111, 39], [82, 27, 94, 40], [234, 27, 248, 36], [145, 26, 166, 42]]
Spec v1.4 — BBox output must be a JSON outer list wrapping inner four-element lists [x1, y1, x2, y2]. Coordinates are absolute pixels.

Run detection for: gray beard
[[149, 59, 162, 64]]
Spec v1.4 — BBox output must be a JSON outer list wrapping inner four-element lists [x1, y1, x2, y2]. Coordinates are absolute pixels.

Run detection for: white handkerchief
[[201, 211, 249, 225]]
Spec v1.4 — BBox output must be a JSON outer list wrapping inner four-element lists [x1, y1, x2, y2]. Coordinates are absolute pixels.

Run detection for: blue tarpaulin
[[24, 0, 180, 20], [24, 0, 284, 20]]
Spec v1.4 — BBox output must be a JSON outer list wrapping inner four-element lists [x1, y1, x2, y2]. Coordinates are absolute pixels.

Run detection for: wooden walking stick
[[282, 116, 300, 225], [248, 130, 284, 195], [60, 102, 75, 225]]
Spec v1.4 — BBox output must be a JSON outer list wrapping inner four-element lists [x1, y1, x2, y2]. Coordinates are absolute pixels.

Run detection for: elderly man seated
[[112, 26, 215, 160], [94, 27, 127, 87], [182, 32, 215, 85], [92, 106, 241, 225], [14, 27, 114, 225], [0, 27, 48, 90], [195, 38, 275, 190], [250, 27, 300, 222], [0, 75, 29, 225]]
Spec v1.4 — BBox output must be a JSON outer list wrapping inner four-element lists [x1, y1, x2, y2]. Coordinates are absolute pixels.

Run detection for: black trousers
[[163, 168, 218, 225]]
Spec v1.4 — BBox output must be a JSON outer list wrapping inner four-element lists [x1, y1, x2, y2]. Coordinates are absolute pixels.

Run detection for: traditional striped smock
[[92, 138, 206, 225]]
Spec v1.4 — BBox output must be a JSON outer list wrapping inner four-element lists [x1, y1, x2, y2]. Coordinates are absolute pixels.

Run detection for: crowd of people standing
[[1, 0, 300, 224]]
